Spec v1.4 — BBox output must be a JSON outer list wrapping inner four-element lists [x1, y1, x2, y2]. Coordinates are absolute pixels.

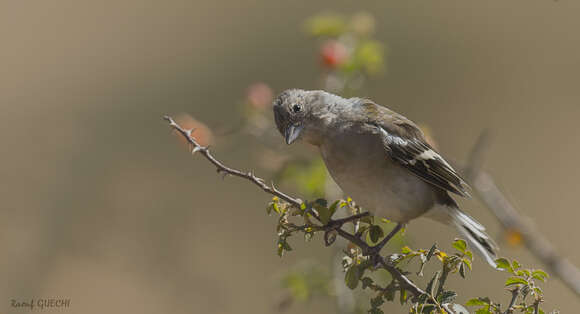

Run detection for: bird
[[272, 89, 498, 266]]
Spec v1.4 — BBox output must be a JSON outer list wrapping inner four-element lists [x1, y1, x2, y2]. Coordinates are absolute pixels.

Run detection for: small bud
[[324, 230, 338, 246]]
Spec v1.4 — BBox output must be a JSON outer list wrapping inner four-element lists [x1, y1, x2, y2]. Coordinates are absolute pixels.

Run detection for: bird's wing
[[360, 100, 471, 197]]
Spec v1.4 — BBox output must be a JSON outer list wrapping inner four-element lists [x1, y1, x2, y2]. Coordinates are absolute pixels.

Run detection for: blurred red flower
[[246, 82, 274, 110], [174, 113, 213, 147], [320, 40, 349, 68]]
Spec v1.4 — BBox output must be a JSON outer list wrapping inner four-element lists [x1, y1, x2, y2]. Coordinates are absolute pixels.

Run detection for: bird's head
[[272, 89, 313, 145], [273, 89, 343, 146]]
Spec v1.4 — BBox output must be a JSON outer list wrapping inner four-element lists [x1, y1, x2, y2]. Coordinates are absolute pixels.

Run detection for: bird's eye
[[292, 104, 302, 113]]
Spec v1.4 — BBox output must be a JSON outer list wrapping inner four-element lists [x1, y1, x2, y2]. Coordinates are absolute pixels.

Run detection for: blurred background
[[1, 0, 579, 313]]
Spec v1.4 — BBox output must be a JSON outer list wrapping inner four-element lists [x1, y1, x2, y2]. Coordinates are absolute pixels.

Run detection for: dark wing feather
[[360, 100, 471, 197]]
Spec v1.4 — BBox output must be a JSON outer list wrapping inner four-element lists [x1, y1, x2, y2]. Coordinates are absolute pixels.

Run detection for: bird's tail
[[427, 205, 498, 267], [450, 207, 498, 267]]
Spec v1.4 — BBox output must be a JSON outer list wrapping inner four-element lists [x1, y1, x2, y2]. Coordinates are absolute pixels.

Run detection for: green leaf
[[438, 290, 457, 304], [273, 202, 281, 215], [465, 250, 473, 260], [505, 276, 528, 286], [532, 270, 549, 282], [466, 297, 490, 306], [360, 215, 374, 224], [495, 258, 514, 273], [282, 273, 310, 301], [512, 259, 522, 270], [463, 258, 472, 270], [315, 204, 331, 224], [384, 286, 395, 301], [282, 240, 292, 251], [324, 230, 337, 246], [459, 262, 466, 278], [452, 239, 467, 253], [420, 304, 437, 313], [370, 295, 384, 307], [521, 285, 530, 299], [279, 159, 327, 198], [345, 265, 360, 290], [304, 14, 346, 37], [361, 277, 374, 289], [369, 308, 384, 314], [314, 198, 328, 207], [369, 225, 384, 243], [370, 295, 385, 308], [266, 203, 273, 215], [401, 246, 412, 254], [328, 200, 340, 216], [426, 243, 437, 261], [399, 288, 407, 305], [352, 39, 385, 74], [426, 271, 440, 296]]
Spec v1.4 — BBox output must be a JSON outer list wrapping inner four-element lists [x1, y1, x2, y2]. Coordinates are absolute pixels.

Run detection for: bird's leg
[[365, 223, 403, 256]]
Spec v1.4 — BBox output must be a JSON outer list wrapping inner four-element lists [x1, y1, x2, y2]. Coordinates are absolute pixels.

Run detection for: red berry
[[320, 40, 348, 68]]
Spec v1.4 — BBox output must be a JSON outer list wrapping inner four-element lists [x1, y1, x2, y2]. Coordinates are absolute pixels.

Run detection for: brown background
[[1, 0, 579, 313]]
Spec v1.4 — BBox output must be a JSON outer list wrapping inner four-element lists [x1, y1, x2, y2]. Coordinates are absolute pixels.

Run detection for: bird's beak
[[284, 123, 303, 145]]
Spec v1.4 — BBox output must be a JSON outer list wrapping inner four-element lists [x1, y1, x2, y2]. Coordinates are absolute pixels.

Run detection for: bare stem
[[532, 297, 542, 314], [164, 115, 300, 207], [503, 286, 520, 314], [465, 131, 580, 297]]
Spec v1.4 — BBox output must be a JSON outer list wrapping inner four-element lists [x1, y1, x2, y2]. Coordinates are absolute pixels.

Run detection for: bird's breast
[[319, 131, 436, 222]]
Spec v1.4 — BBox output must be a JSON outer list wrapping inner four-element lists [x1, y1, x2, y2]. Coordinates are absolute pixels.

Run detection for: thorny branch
[[465, 131, 580, 298], [164, 115, 426, 299], [163, 115, 299, 206]]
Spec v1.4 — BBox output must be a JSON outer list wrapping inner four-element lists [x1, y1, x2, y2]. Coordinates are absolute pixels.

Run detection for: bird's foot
[[363, 223, 404, 257]]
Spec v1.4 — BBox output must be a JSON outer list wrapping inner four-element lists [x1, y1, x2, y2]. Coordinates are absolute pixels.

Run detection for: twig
[[504, 286, 520, 314], [369, 223, 403, 255], [378, 258, 426, 297], [464, 132, 580, 297], [164, 115, 426, 298], [164, 115, 300, 207], [532, 297, 542, 314]]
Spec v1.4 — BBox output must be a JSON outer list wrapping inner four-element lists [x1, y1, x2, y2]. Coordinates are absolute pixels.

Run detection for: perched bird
[[272, 89, 498, 266]]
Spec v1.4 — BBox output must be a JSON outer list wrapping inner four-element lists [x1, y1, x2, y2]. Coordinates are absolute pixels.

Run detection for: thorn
[[185, 128, 196, 137], [191, 146, 201, 154]]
